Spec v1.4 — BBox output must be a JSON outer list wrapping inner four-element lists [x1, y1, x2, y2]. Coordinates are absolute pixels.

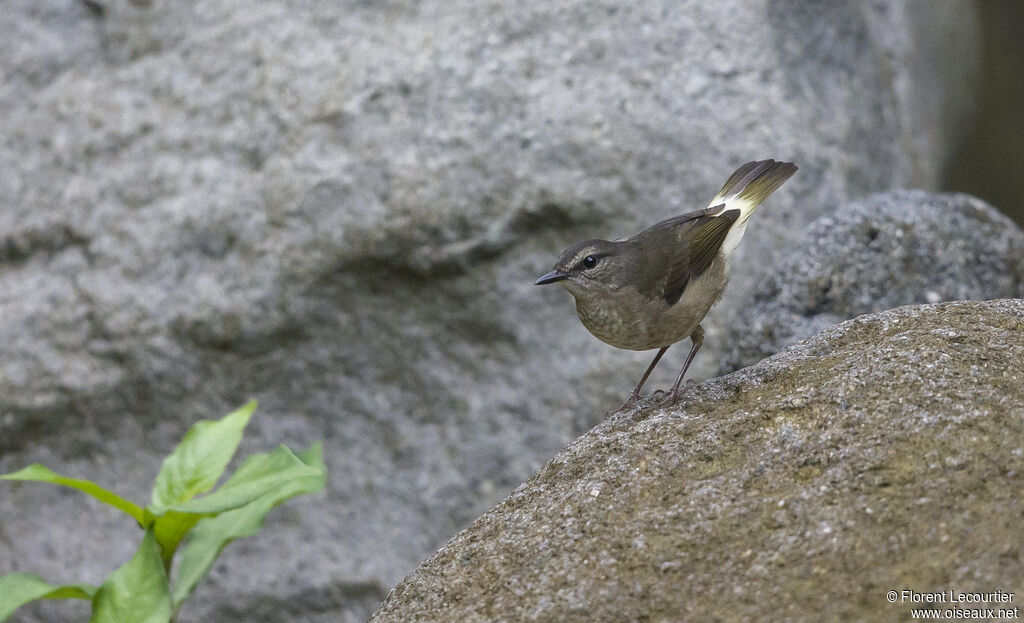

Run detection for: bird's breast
[[573, 288, 641, 350], [570, 286, 682, 351], [570, 259, 729, 351]]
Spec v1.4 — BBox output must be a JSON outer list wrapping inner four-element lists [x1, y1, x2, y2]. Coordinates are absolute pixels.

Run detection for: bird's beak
[[534, 270, 569, 285]]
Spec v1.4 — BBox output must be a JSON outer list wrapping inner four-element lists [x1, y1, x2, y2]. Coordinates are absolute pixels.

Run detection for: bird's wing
[[643, 204, 721, 231], [658, 209, 740, 306]]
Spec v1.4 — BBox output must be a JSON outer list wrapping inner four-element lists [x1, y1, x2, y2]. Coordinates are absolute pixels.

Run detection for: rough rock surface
[[0, 1, 980, 621], [720, 191, 1024, 374], [371, 300, 1024, 622]]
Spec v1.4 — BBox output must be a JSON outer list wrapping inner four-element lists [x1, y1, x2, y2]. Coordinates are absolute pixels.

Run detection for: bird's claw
[[609, 392, 642, 415], [654, 381, 695, 406], [612, 382, 694, 414]]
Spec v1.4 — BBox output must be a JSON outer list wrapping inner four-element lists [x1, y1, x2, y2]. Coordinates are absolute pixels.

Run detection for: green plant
[[0, 400, 326, 622]]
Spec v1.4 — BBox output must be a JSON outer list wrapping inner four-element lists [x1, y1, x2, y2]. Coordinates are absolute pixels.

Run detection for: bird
[[535, 159, 798, 406]]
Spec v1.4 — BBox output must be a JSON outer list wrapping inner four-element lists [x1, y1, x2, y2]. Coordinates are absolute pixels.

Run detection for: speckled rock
[[371, 300, 1024, 623], [0, 1, 980, 621], [719, 191, 1024, 374]]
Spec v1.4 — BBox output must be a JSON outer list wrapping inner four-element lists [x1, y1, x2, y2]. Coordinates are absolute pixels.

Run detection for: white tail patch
[[709, 194, 758, 257], [705, 160, 797, 257]]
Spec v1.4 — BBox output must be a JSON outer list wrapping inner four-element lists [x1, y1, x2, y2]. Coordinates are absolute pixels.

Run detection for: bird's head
[[534, 239, 636, 297]]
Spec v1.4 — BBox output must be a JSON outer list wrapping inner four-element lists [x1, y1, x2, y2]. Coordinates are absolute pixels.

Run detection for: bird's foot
[[654, 380, 695, 406], [609, 392, 642, 415], [613, 382, 695, 414]]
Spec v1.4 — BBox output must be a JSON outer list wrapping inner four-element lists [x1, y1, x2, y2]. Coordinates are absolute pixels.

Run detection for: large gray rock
[[371, 299, 1024, 622], [720, 190, 1024, 373], [0, 1, 981, 621]]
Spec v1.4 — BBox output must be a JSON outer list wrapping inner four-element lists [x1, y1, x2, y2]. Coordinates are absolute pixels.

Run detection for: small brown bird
[[535, 159, 798, 405]]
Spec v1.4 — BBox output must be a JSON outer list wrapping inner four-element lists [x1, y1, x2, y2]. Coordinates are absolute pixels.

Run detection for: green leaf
[[150, 400, 257, 509], [0, 464, 145, 524], [147, 444, 323, 568], [90, 529, 171, 623], [0, 573, 96, 622], [153, 444, 322, 515], [150, 511, 204, 570], [171, 443, 326, 606]]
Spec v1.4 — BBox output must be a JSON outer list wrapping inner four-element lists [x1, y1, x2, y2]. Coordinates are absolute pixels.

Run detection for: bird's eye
[[582, 255, 598, 269]]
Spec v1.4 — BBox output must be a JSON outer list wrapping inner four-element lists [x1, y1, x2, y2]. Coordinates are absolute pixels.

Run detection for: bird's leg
[[630, 346, 670, 400], [616, 345, 670, 410], [664, 325, 704, 404]]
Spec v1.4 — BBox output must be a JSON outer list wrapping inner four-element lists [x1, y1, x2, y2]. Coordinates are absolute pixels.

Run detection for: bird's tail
[[709, 159, 798, 223], [708, 159, 798, 255]]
